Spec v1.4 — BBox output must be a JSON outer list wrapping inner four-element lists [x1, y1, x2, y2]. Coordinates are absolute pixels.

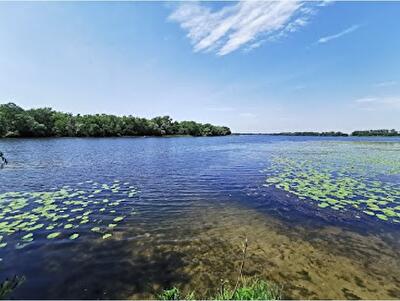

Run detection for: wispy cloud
[[292, 84, 307, 90], [354, 96, 400, 110], [239, 112, 256, 118], [317, 0, 335, 7], [206, 106, 236, 112], [373, 81, 397, 88], [169, 1, 321, 56], [317, 24, 360, 44]]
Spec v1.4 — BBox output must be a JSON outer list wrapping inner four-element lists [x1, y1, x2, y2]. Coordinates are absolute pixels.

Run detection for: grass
[[157, 287, 195, 300], [216, 278, 281, 300], [157, 278, 282, 300]]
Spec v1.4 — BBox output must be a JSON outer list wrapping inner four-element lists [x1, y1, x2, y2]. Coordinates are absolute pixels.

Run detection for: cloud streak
[[317, 24, 360, 44], [373, 81, 397, 88], [239, 112, 257, 118], [354, 96, 400, 110], [206, 106, 236, 112], [169, 1, 320, 56]]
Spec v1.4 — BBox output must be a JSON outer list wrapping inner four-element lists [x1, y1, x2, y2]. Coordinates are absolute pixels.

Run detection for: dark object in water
[[0, 275, 26, 299], [0, 151, 7, 167]]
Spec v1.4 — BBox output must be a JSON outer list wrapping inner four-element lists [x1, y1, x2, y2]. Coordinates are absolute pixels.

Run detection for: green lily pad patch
[[263, 141, 400, 224], [0, 180, 139, 250]]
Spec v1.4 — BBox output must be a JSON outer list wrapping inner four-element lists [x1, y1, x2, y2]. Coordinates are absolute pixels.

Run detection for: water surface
[[1, 136, 399, 299]]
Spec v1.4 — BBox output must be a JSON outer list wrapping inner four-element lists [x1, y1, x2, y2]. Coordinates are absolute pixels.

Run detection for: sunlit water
[[1, 136, 399, 299]]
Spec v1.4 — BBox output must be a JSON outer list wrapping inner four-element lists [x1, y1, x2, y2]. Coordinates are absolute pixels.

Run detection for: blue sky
[[0, 1, 399, 133]]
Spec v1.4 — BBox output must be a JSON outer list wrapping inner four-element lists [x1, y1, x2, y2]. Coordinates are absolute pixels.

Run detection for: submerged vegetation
[[158, 238, 281, 300], [264, 141, 400, 223], [0, 103, 231, 138], [0, 180, 138, 255]]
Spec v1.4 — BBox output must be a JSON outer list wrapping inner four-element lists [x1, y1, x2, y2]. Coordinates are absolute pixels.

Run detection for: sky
[[0, 1, 399, 133]]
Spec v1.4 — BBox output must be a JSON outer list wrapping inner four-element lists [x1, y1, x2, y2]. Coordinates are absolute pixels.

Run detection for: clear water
[[1, 136, 399, 299]]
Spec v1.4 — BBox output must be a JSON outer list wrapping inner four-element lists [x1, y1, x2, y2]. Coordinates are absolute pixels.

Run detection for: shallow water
[[0, 135, 399, 299]]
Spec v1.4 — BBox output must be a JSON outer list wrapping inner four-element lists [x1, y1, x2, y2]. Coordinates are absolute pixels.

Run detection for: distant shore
[[232, 130, 400, 137]]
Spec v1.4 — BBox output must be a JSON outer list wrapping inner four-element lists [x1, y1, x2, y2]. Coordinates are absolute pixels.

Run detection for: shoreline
[[232, 133, 400, 137], [0, 134, 230, 140], [2, 134, 400, 140]]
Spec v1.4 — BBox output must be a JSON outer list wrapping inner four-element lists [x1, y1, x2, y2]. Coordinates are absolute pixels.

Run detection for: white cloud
[[169, 1, 320, 56], [317, 0, 335, 7], [317, 24, 360, 44], [355, 97, 378, 103], [373, 81, 397, 88]]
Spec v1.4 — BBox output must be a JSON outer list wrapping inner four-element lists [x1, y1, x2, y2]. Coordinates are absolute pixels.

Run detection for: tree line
[[0, 103, 231, 138], [244, 130, 399, 137], [351, 129, 399, 136], [270, 131, 349, 137], [268, 130, 399, 137]]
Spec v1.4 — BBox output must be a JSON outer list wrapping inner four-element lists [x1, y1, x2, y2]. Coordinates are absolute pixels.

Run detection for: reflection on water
[[0, 136, 399, 299]]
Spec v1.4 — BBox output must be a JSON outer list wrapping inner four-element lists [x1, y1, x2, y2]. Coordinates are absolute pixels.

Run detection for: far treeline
[[270, 131, 348, 137], [350, 129, 400, 136], [0, 103, 231, 138], [269, 129, 400, 137]]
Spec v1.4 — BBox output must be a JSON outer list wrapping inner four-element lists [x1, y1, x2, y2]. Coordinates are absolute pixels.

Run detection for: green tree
[[0, 102, 232, 138], [26, 107, 55, 136]]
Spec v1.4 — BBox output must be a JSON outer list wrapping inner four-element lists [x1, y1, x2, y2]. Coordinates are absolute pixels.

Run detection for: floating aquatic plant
[[47, 232, 61, 239], [113, 216, 124, 222], [263, 141, 400, 223], [102, 233, 112, 240], [69, 233, 79, 240], [0, 180, 139, 251]]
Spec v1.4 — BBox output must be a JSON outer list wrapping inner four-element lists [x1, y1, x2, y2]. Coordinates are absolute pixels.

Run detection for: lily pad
[[69, 233, 79, 240], [102, 233, 112, 240], [47, 232, 61, 239], [113, 216, 125, 222], [22, 233, 33, 240]]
